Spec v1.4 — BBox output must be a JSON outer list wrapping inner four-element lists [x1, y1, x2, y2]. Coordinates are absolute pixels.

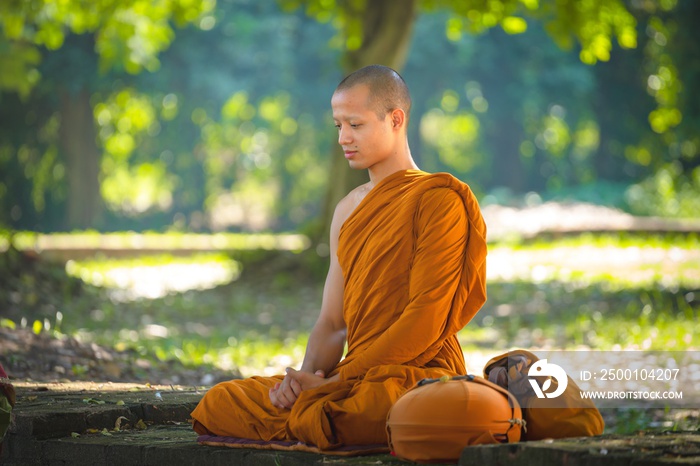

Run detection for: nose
[[338, 125, 352, 145]]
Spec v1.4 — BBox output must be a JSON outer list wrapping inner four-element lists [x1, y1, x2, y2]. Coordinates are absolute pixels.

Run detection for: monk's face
[[331, 84, 398, 171]]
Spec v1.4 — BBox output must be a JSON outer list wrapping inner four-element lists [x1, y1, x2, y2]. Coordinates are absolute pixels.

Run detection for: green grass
[[460, 280, 698, 352], [1, 229, 311, 253], [498, 231, 700, 250], [50, 261, 322, 377], [488, 232, 700, 289]]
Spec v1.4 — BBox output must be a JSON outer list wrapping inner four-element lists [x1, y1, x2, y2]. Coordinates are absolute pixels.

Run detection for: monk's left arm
[[338, 188, 470, 381]]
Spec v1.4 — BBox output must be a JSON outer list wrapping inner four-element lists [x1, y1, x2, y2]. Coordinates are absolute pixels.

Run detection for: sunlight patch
[[66, 255, 240, 300]]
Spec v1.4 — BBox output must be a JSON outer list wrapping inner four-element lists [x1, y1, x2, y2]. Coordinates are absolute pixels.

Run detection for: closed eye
[[334, 123, 361, 130]]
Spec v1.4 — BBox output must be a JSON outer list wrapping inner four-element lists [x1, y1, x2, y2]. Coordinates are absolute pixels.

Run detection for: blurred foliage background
[[0, 0, 698, 236]]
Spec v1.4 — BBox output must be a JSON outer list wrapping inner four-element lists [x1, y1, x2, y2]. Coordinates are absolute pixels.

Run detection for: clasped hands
[[269, 367, 333, 409]]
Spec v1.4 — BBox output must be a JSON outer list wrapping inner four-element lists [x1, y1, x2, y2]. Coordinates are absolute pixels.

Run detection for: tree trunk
[[315, 0, 418, 244], [59, 88, 102, 229]]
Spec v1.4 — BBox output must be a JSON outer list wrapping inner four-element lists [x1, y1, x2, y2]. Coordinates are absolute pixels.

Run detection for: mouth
[[343, 150, 357, 159]]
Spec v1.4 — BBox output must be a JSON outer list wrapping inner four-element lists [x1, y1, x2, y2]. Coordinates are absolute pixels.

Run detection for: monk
[[191, 64, 488, 452]]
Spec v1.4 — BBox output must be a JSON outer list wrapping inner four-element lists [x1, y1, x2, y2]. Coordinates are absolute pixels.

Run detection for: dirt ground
[[0, 327, 236, 387]]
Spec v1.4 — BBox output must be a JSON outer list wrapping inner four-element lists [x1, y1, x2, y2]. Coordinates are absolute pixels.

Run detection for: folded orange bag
[[483, 349, 604, 441], [386, 375, 524, 464]]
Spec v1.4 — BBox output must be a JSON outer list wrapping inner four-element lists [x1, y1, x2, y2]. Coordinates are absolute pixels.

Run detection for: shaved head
[[335, 65, 412, 123]]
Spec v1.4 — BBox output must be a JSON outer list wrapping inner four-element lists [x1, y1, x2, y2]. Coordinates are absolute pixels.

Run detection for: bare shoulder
[[332, 181, 373, 229]]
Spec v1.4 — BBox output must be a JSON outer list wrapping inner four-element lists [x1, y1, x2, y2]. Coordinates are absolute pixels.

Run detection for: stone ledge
[[3, 425, 404, 466], [460, 432, 700, 466], [5, 427, 699, 466], [3, 383, 698, 465], [9, 382, 203, 439]]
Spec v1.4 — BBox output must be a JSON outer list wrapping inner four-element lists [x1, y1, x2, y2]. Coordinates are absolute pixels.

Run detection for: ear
[[390, 108, 406, 130]]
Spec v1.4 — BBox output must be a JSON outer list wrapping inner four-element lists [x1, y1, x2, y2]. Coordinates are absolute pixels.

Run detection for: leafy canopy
[[0, 0, 215, 97], [281, 0, 637, 65]]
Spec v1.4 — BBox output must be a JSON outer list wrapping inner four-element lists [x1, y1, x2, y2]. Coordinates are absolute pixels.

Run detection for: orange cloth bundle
[[191, 170, 487, 453], [387, 375, 523, 464]]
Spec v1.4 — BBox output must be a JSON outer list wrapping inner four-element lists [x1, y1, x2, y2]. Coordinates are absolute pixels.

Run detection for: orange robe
[[191, 169, 487, 451]]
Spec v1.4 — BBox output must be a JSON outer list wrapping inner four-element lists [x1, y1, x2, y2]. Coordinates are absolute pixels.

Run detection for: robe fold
[[191, 169, 487, 452]]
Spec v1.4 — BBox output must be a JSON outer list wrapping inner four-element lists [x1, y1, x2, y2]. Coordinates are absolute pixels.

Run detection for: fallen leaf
[[101, 428, 112, 436], [82, 397, 106, 405], [71, 432, 80, 438], [115, 400, 125, 406], [26, 395, 37, 401], [86, 428, 100, 434], [114, 416, 129, 431], [135, 419, 147, 430]]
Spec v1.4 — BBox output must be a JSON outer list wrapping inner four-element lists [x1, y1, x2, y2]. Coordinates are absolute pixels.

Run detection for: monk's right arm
[[270, 195, 355, 409], [292, 197, 351, 375], [270, 200, 350, 408], [299, 250, 346, 376]]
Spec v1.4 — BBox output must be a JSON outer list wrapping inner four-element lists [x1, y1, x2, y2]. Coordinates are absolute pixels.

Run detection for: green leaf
[[82, 398, 106, 405], [501, 17, 527, 35], [0, 318, 15, 330]]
